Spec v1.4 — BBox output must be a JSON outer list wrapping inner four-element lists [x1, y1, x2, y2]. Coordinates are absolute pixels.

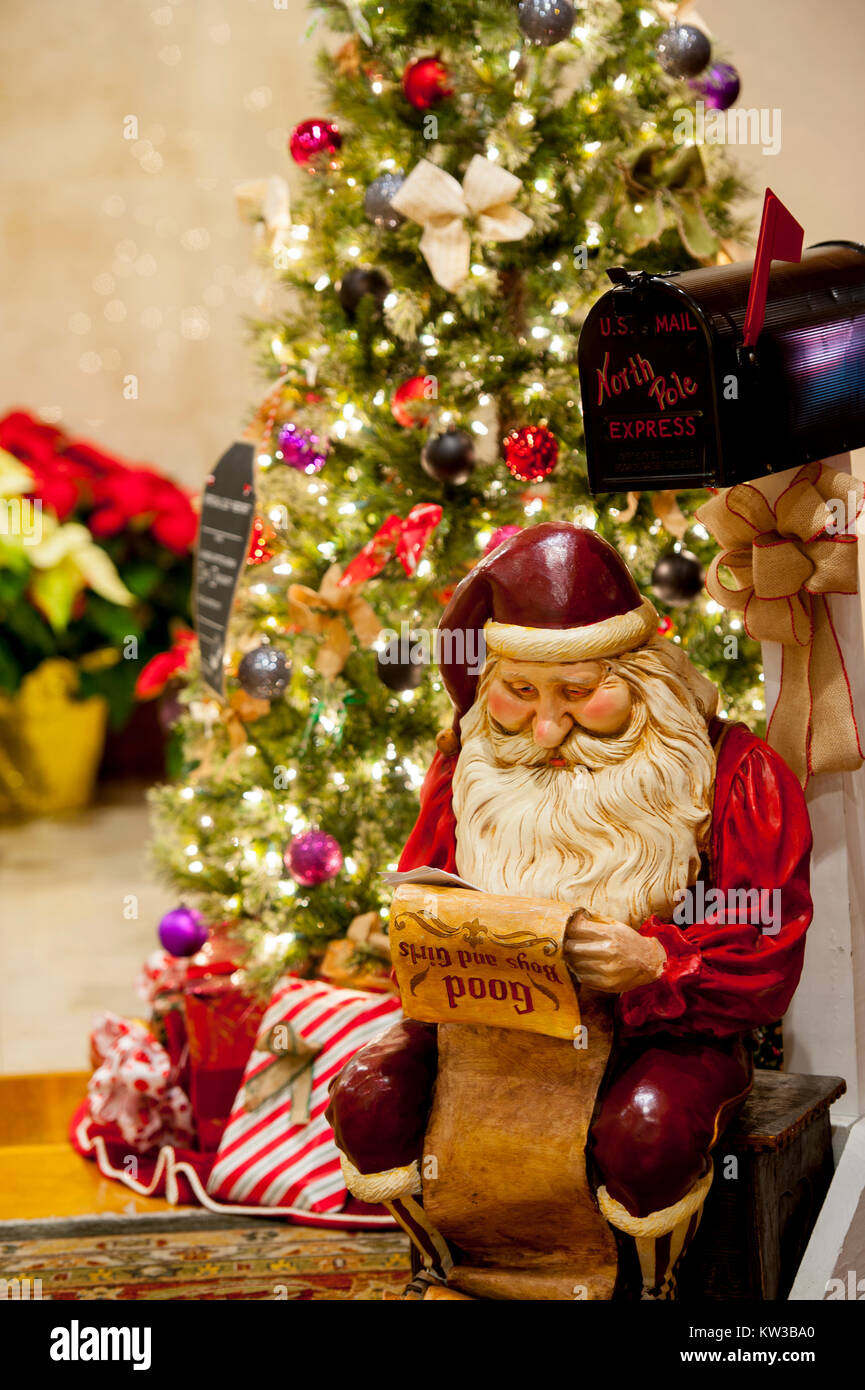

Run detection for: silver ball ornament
[[364, 173, 406, 230], [656, 23, 712, 79], [237, 647, 291, 699], [517, 0, 576, 46]]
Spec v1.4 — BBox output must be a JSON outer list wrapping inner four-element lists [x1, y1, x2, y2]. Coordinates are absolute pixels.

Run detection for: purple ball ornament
[[158, 906, 209, 958], [277, 422, 329, 475], [285, 829, 343, 887], [691, 61, 741, 111]]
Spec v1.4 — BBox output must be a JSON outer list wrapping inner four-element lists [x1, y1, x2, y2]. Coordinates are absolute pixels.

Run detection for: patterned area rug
[[0, 1210, 410, 1301]]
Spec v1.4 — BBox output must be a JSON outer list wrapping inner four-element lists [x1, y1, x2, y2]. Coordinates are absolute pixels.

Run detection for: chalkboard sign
[[195, 441, 256, 697]]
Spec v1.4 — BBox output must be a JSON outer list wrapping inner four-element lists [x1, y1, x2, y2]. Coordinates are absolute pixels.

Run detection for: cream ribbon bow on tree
[[390, 156, 533, 293], [234, 175, 291, 256], [695, 461, 865, 787]]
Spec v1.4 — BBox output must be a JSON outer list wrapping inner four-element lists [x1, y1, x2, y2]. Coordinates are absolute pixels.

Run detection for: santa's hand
[[564, 910, 666, 994]]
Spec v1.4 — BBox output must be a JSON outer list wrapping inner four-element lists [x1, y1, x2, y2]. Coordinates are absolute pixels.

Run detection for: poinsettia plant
[[0, 411, 195, 729]]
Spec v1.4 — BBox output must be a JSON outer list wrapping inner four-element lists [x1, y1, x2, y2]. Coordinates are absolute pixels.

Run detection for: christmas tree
[[149, 1, 762, 995]]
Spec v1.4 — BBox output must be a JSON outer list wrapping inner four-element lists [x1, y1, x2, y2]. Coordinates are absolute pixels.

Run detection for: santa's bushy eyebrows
[[497, 659, 606, 686]]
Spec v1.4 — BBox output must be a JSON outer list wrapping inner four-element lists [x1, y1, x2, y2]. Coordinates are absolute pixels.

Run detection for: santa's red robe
[[328, 720, 812, 1218]]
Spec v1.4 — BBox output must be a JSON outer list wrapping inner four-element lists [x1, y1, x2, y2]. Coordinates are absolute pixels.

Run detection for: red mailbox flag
[[742, 189, 805, 349]]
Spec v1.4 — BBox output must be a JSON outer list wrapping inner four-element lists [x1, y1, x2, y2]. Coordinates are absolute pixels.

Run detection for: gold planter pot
[[0, 659, 108, 819]]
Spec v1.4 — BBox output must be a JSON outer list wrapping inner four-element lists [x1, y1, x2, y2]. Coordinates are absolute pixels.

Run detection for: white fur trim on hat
[[485, 597, 658, 664]]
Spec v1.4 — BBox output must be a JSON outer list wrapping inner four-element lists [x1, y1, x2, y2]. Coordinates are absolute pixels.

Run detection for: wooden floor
[[0, 1071, 410, 1299]]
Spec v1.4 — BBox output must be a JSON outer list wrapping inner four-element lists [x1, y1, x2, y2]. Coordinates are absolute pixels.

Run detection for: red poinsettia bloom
[[0, 410, 66, 466], [135, 629, 197, 699], [0, 410, 197, 550], [152, 503, 198, 554]]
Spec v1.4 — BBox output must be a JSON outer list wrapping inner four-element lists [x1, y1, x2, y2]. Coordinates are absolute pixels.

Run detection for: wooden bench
[[680, 1069, 846, 1301]]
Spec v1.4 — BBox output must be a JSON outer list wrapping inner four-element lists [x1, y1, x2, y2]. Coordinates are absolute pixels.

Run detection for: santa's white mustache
[[484, 706, 648, 771]]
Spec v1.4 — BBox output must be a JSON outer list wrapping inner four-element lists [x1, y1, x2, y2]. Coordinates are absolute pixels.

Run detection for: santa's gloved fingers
[[564, 909, 591, 939], [565, 925, 621, 954], [573, 968, 619, 991], [564, 942, 612, 964]]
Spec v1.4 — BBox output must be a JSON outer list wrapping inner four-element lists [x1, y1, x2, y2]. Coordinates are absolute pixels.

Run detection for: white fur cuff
[[339, 1153, 422, 1204], [596, 1163, 713, 1238]]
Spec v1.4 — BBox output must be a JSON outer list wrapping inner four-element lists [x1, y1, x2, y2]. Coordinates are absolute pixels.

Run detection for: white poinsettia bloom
[[29, 519, 135, 607]]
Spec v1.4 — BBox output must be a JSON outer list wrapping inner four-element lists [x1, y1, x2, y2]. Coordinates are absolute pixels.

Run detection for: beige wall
[[698, 0, 865, 240], [1, 0, 319, 490], [1, 0, 863, 492]]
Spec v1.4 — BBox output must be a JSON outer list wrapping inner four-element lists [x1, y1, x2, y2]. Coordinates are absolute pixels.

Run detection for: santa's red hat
[[439, 522, 658, 719]]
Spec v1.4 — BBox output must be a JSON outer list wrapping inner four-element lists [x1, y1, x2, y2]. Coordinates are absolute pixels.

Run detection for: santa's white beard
[[452, 655, 715, 927]]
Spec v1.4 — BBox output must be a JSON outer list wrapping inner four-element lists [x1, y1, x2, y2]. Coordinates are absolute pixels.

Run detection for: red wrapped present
[[87, 1012, 195, 1152], [207, 975, 401, 1213], [183, 930, 264, 1151]]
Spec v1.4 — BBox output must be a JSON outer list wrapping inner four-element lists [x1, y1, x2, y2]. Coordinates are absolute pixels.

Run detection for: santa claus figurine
[[326, 523, 812, 1300]]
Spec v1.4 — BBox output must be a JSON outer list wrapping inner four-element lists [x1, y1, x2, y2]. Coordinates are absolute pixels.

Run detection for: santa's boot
[[597, 1165, 713, 1300]]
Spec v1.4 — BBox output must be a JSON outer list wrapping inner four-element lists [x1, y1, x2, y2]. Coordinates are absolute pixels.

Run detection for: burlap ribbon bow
[[288, 563, 381, 680], [390, 156, 533, 293], [243, 1023, 322, 1120], [695, 461, 865, 786]]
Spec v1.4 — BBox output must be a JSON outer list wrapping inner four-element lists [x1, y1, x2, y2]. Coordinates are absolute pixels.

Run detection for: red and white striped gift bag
[[207, 975, 401, 1213]]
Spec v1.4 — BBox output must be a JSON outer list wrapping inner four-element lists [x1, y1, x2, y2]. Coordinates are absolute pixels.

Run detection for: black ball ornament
[[651, 550, 705, 608], [338, 266, 390, 318], [517, 0, 576, 46], [376, 636, 425, 692], [421, 428, 476, 486], [237, 646, 291, 699], [656, 23, 712, 79], [363, 173, 406, 230]]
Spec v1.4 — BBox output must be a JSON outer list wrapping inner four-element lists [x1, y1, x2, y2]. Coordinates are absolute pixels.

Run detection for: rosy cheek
[[488, 687, 530, 730], [578, 687, 630, 730]]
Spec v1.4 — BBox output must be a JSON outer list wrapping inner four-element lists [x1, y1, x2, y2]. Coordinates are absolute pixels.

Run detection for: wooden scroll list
[[389, 884, 618, 1301], [390, 885, 580, 1041]]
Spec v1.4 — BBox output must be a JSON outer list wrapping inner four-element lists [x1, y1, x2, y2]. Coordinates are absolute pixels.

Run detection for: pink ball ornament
[[158, 906, 209, 958], [285, 829, 343, 886], [484, 525, 522, 557], [289, 118, 342, 167]]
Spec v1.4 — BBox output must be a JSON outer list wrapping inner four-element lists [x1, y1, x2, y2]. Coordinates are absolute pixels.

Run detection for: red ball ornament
[[402, 56, 452, 110], [289, 118, 342, 167], [503, 425, 559, 482], [391, 375, 433, 428]]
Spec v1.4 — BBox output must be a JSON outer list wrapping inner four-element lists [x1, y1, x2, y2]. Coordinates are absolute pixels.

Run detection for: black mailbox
[[577, 241, 865, 493]]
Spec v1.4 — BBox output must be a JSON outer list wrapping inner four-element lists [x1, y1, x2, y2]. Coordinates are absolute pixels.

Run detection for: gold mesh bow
[[696, 461, 864, 786], [288, 563, 382, 680]]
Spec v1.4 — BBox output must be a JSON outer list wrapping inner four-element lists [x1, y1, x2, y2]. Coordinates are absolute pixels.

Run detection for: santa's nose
[[533, 712, 572, 749]]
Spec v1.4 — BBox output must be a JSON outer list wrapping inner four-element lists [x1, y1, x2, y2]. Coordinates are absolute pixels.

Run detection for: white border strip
[[789, 1114, 865, 1299]]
